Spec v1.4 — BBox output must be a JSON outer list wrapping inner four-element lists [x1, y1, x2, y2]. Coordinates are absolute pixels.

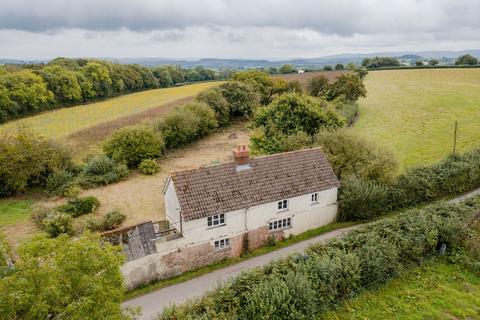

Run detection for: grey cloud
[[1, 0, 479, 38]]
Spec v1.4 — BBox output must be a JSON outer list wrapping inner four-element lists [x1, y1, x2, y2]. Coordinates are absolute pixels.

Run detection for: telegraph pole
[[453, 120, 458, 155]]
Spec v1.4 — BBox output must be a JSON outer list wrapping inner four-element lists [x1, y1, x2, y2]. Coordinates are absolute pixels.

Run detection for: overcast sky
[[1, 0, 480, 60]]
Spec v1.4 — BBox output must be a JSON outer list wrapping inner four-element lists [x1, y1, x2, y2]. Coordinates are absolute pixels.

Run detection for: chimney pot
[[233, 144, 250, 166]]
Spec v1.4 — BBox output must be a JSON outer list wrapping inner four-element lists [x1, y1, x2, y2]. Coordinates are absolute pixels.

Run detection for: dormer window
[[207, 213, 225, 227], [277, 199, 288, 211]]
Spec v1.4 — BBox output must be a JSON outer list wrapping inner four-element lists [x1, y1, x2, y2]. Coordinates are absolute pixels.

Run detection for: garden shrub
[[85, 211, 126, 232], [158, 102, 218, 149], [42, 212, 74, 237], [80, 155, 129, 187], [0, 127, 73, 196], [31, 207, 50, 226], [57, 196, 99, 217], [160, 200, 479, 319], [45, 170, 75, 195], [139, 159, 160, 175], [314, 130, 398, 183], [104, 127, 164, 168], [197, 89, 230, 126]]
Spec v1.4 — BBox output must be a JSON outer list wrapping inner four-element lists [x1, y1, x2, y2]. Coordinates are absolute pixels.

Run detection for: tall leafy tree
[[79, 62, 112, 98], [0, 70, 54, 114], [455, 54, 478, 66], [41, 65, 82, 103], [0, 234, 136, 320], [232, 70, 274, 104]]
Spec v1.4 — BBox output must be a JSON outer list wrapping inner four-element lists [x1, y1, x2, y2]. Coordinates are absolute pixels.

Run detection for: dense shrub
[[338, 148, 480, 221], [57, 196, 99, 217], [80, 155, 129, 186], [45, 170, 75, 195], [160, 201, 478, 318], [338, 175, 392, 220], [250, 93, 344, 154], [218, 81, 260, 118], [307, 75, 329, 98], [104, 127, 164, 168], [86, 211, 126, 232], [158, 102, 218, 149], [232, 70, 274, 105], [332, 100, 358, 126], [314, 130, 398, 183], [393, 151, 480, 208], [197, 89, 230, 126], [327, 73, 366, 101], [42, 212, 74, 237], [0, 128, 73, 196], [139, 159, 161, 175]]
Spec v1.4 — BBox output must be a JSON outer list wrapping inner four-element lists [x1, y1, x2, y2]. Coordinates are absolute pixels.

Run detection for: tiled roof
[[170, 147, 340, 221]]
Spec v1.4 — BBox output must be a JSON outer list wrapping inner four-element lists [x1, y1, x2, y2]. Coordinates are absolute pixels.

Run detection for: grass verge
[[124, 221, 358, 301], [323, 258, 480, 319]]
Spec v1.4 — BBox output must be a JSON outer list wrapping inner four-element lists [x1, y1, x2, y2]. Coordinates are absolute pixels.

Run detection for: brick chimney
[[233, 145, 250, 170]]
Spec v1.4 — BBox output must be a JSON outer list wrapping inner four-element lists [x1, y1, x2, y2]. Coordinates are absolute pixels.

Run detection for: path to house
[[123, 190, 480, 320]]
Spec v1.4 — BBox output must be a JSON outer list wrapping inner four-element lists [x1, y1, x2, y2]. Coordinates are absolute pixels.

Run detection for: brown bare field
[[273, 70, 347, 87], [66, 96, 194, 157]]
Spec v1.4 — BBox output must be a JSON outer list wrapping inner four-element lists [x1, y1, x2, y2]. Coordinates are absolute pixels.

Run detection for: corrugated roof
[[170, 147, 340, 221]]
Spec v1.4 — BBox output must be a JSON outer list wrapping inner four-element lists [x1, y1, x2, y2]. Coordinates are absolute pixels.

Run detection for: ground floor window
[[214, 238, 230, 250], [269, 217, 291, 231]]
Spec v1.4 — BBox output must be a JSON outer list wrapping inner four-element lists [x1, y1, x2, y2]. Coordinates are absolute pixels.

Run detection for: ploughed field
[[274, 70, 346, 86], [351, 68, 480, 171]]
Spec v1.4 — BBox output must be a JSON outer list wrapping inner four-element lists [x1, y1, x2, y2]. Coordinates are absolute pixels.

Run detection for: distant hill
[[2, 49, 479, 69]]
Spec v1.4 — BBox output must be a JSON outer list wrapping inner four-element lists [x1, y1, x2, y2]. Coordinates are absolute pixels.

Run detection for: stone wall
[[121, 226, 283, 289]]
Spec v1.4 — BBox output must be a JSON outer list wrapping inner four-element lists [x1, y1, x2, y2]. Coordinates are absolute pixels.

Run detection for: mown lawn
[[352, 69, 480, 171], [0, 199, 33, 227], [0, 82, 220, 139], [324, 259, 480, 320]]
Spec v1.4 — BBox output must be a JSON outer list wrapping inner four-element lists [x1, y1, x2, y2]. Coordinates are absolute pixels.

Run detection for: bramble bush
[[0, 127, 73, 196], [42, 212, 74, 238], [139, 159, 160, 175], [57, 196, 99, 217], [86, 211, 126, 232], [159, 200, 479, 319], [157, 102, 218, 149], [104, 127, 164, 168], [314, 130, 398, 184], [80, 154, 129, 187]]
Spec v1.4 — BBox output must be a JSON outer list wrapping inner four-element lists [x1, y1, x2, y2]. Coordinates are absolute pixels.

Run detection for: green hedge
[[57, 196, 99, 217], [340, 149, 480, 220], [159, 200, 479, 319]]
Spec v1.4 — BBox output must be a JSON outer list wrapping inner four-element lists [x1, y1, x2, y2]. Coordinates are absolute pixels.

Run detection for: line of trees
[[0, 58, 228, 123]]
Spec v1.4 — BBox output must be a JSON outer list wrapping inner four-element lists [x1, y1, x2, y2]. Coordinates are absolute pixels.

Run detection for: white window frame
[[277, 199, 288, 211], [269, 217, 292, 231], [311, 192, 319, 203], [214, 238, 230, 250], [207, 213, 225, 227]]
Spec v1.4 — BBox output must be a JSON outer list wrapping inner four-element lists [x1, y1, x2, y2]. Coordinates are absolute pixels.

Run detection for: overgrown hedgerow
[[159, 200, 479, 319], [339, 148, 480, 221]]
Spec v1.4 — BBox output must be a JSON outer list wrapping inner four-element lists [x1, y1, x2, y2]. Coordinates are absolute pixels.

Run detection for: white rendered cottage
[[164, 145, 340, 253], [122, 146, 340, 288]]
